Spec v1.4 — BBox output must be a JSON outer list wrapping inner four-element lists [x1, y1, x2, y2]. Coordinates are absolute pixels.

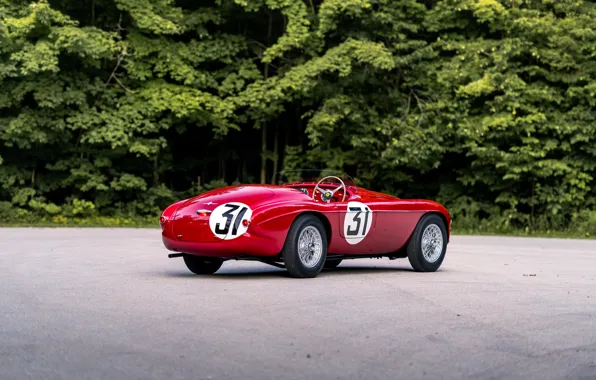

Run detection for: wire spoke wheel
[[406, 214, 448, 272], [297, 225, 323, 268], [421, 224, 443, 263], [282, 214, 328, 278]]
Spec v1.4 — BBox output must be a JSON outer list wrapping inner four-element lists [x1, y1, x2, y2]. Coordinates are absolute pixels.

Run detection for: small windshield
[[272, 169, 356, 187]]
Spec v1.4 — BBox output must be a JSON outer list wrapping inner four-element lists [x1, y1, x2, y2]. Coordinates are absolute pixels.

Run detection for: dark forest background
[[2, 0, 596, 233]]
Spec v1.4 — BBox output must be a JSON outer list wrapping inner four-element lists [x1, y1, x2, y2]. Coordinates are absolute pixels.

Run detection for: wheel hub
[[421, 224, 443, 263], [297, 226, 323, 268]]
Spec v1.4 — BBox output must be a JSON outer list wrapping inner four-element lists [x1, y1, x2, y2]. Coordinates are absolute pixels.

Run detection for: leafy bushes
[[1, 0, 596, 235]]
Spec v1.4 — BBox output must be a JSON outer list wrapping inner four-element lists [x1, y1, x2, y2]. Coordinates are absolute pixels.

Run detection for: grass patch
[[451, 227, 593, 239], [0, 214, 594, 239], [449, 214, 595, 239], [0, 216, 159, 228]]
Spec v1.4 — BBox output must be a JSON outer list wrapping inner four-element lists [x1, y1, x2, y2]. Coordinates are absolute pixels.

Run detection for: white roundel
[[209, 202, 253, 240], [343, 201, 373, 245]]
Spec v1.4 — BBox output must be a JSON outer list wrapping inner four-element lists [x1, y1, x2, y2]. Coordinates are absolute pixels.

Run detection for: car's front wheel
[[406, 214, 448, 272], [282, 214, 328, 278], [183, 255, 223, 275]]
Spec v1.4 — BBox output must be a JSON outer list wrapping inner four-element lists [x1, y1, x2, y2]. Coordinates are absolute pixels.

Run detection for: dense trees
[[1, 0, 596, 232]]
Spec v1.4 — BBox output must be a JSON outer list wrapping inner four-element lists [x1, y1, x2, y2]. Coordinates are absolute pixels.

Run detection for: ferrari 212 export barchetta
[[160, 170, 451, 278]]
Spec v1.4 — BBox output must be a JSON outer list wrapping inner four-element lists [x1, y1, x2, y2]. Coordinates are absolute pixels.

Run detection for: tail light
[[196, 210, 212, 217]]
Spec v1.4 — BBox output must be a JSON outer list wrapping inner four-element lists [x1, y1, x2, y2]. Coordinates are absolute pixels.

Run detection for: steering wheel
[[313, 175, 346, 203]]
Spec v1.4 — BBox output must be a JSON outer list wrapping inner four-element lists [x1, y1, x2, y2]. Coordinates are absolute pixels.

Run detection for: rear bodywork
[[161, 183, 451, 259]]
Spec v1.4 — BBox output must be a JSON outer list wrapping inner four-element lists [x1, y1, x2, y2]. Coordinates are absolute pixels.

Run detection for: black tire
[[282, 214, 328, 278], [183, 255, 223, 275], [406, 214, 448, 272], [323, 259, 342, 269]]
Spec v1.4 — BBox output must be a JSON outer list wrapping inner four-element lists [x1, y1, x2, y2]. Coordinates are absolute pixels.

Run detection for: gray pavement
[[1, 228, 595, 380]]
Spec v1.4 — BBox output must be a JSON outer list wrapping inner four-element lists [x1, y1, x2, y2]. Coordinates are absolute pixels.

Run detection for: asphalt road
[[1, 228, 595, 380]]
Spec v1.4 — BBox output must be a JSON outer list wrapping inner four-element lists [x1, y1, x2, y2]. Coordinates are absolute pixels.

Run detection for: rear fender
[[251, 205, 333, 251], [160, 198, 188, 232]]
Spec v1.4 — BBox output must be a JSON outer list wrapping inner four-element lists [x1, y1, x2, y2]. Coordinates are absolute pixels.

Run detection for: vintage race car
[[160, 170, 451, 278]]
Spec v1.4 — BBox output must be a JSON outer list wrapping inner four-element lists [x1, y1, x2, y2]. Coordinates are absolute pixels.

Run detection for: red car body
[[160, 180, 451, 263]]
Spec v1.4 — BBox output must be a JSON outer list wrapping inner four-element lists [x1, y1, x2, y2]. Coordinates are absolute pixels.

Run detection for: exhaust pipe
[[168, 253, 184, 258]]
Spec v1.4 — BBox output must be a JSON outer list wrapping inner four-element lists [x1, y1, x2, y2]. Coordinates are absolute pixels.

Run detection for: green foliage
[[424, 0, 596, 228], [1, 0, 596, 235]]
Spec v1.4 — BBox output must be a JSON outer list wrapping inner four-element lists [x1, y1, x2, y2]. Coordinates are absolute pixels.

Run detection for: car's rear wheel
[[406, 214, 447, 272], [183, 255, 223, 275], [282, 214, 328, 278]]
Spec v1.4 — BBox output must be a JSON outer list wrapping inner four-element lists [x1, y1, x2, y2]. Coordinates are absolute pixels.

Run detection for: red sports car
[[160, 170, 451, 278]]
